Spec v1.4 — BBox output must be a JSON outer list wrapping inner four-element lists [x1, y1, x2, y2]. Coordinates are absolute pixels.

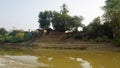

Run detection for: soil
[[0, 34, 120, 52], [31, 34, 120, 52]]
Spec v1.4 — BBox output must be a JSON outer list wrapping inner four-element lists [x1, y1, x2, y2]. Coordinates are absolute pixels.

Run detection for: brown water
[[0, 49, 120, 68]]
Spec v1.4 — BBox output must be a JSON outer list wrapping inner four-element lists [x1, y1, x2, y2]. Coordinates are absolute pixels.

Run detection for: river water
[[0, 49, 120, 68]]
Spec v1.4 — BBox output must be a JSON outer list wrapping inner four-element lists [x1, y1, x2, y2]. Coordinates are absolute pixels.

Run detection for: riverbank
[[0, 34, 120, 54], [0, 39, 120, 52], [33, 39, 120, 51]]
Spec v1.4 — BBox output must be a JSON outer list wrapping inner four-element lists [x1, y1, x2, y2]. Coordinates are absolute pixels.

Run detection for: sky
[[0, 0, 105, 31]]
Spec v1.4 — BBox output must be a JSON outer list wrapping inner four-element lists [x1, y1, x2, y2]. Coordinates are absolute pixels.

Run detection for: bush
[[114, 34, 120, 46], [0, 35, 8, 43], [15, 32, 25, 42], [74, 35, 82, 39], [7, 33, 25, 43], [0, 32, 33, 43], [0, 38, 5, 43], [96, 36, 108, 42], [6, 36, 19, 43], [24, 32, 33, 41]]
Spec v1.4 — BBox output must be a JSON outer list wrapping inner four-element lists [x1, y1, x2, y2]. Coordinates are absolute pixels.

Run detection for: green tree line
[[83, 0, 120, 45], [38, 4, 84, 32]]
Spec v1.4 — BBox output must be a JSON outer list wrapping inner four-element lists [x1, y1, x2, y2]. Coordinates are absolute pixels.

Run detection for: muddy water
[[0, 49, 120, 68]]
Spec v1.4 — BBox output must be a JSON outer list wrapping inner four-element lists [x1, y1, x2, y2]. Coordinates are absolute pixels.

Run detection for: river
[[0, 49, 120, 68]]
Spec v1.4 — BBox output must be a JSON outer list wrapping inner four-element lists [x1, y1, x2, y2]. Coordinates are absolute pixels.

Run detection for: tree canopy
[[38, 4, 83, 32], [103, 0, 120, 35], [0, 28, 8, 36]]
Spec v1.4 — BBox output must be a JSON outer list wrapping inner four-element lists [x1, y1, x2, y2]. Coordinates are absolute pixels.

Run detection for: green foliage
[[7, 36, 20, 43], [114, 33, 120, 46], [85, 17, 113, 39], [96, 36, 108, 42], [60, 4, 69, 15], [0, 35, 19, 43], [24, 32, 33, 41], [101, 23, 113, 39], [0, 28, 8, 36], [9, 30, 17, 36], [15, 32, 25, 42], [38, 11, 51, 29], [103, 0, 120, 35], [38, 4, 83, 32], [0, 37, 5, 43], [0, 29, 34, 43], [86, 17, 101, 38]]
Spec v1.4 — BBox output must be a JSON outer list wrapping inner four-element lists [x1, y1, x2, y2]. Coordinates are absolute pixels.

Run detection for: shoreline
[[0, 40, 120, 52]]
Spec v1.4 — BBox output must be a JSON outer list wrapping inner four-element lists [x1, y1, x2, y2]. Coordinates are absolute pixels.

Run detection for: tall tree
[[38, 11, 52, 29], [60, 4, 69, 15], [38, 4, 84, 32], [103, 0, 120, 35], [60, 4, 69, 31]]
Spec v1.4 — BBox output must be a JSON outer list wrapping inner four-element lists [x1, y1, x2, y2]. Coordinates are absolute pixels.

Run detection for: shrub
[[7, 36, 19, 43], [114, 34, 120, 46], [0, 38, 5, 43], [96, 36, 108, 42], [7, 33, 25, 43], [0, 32, 33, 43], [15, 32, 25, 42], [24, 32, 33, 41]]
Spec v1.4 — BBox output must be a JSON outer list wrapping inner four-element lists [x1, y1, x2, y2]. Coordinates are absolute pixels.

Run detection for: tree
[[51, 11, 83, 32], [38, 4, 84, 32], [0, 28, 7, 35], [71, 16, 84, 32], [0, 28, 8, 39], [103, 0, 120, 35], [85, 16, 113, 39], [38, 11, 52, 29], [86, 17, 101, 38], [60, 4, 69, 15], [60, 4, 69, 31], [59, 4, 83, 32]]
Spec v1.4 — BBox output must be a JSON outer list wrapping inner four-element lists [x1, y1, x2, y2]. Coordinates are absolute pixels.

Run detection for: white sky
[[0, 0, 105, 31]]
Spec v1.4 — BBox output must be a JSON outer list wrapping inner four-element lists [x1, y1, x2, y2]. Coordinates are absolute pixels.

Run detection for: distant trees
[[38, 4, 83, 32], [84, 17, 113, 41], [0, 28, 33, 43]]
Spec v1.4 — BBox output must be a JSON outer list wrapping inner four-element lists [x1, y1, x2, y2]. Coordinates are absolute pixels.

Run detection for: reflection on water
[[66, 57, 92, 68], [0, 49, 120, 68], [4, 55, 48, 67], [0, 57, 37, 68], [0, 55, 48, 68], [76, 58, 92, 68], [37, 50, 120, 68]]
